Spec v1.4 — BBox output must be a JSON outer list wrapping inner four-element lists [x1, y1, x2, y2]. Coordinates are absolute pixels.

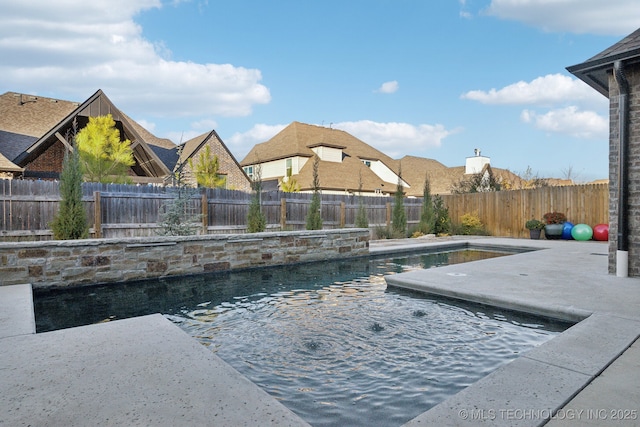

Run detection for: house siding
[[608, 64, 640, 276], [312, 146, 342, 162]]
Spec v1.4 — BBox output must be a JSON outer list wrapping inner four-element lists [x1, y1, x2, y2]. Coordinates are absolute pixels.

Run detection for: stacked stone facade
[[0, 229, 369, 288], [608, 64, 640, 276]]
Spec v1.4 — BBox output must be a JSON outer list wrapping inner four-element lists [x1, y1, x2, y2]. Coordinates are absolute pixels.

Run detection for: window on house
[[244, 166, 253, 179], [286, 158, 292, 177], [362, 160, 371, 167]]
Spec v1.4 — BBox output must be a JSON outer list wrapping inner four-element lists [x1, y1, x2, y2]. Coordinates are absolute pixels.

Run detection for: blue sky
[[2, 1, 640, 182]]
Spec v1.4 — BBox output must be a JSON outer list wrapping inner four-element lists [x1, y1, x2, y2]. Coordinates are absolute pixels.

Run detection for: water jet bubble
[[412, 310, 426, 317], [370, 322, 385, 332]]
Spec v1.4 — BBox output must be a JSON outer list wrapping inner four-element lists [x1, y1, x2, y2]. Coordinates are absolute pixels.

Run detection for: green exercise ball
[[571, 223, 593, 241]]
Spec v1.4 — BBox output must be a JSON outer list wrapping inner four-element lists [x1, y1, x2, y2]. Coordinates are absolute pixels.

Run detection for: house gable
[[1, 90, 171, 182], [308, 142, 345, 163], [178, 130, 251, 191]]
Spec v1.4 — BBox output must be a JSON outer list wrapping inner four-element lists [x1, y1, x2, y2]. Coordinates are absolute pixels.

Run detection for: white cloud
[[461, 74, 604, 106], [521, 106, 607, 139], [464, 73, 609, 140], [485, 0, 640, 36], [459, 0, 472, 19], [190, 119, 219, 131], [167, 130, 201, 145], [227, 124, 288, 159], [333, 120, 459, 158], [375, 81, 399, 94], [135, 119, 157, 133], [0, 0, 270, 119]]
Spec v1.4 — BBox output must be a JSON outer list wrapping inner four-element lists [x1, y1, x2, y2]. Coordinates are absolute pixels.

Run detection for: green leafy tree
[[50, 143, 89, 240], [305, 155, 323, 230], [433, 195, 451, 235], [451, 167, 501, 194], [279, 169, 300, 192], [418, 173, 435, 234], [157, 170, 201, 236], [392, 166, 406, 236], [76, 114, 135, 184], [355, 171, 368, 228], [247, 164, 266, 233], [188, 145, 227, 188]]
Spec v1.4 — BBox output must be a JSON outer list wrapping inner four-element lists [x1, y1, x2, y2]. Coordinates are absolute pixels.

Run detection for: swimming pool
[[34, 248, 570, 426]]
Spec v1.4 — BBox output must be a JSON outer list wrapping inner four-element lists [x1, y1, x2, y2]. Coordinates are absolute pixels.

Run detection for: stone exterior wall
[[608, 64, 640, 276], [0, 229, 369, 288]]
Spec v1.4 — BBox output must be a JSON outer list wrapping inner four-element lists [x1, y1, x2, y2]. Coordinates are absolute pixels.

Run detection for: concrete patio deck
[[1, 237, 638, 426]]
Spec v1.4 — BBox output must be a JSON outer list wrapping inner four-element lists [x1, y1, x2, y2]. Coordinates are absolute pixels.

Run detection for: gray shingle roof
[[567, 28, 640, 96], [0, 130, 36, 162]]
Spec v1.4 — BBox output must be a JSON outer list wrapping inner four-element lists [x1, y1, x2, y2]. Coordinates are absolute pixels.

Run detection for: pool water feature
[[34, 248, 570, 427]]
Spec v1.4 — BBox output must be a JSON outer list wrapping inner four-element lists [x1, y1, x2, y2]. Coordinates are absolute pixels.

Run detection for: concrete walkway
[[375, 237, 640, 426], [1, 237, 639, 426]]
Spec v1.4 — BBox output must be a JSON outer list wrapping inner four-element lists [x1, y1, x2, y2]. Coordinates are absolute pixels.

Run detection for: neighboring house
[[176, 130, 251, 191], [240, 121, 518, 196], [567, 27, 640, 277], [0, 90, 250, 190], [240, 122, 409, 196]]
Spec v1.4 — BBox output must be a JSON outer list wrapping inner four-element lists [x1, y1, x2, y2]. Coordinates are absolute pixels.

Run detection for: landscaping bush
[[433, 195, 451, 236], [453, 212, 490, 236]]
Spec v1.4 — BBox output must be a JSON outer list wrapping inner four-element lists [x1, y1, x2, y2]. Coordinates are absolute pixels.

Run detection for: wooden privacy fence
[[441, 183, 609, 238], [0, 179, 609, 240]]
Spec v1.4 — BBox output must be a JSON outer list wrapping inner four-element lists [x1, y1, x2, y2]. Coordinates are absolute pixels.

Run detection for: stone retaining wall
[[0, 229, 370, 288]]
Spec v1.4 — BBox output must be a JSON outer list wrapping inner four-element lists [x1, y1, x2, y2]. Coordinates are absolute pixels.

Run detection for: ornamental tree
[[50, 145, 89, 240], [392, 166, 406, 236], [188, 145, 227, 188], [305, 155, 323, 230], [76, 114, 135, 184], [418, 173, 435, 234], [247, 164, 266, 233]]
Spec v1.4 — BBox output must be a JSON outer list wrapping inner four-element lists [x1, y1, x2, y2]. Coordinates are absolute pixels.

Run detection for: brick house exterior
[[177, 130, 251, 192], [0, 90, 250, 190], [568, 28, 640, 276]]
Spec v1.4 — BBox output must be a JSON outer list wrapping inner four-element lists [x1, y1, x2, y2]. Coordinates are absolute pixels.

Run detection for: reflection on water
[[34, 249, 569, 427]]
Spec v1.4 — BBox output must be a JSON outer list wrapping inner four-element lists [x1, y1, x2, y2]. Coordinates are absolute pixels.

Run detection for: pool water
[[34, 249, 569, 427]]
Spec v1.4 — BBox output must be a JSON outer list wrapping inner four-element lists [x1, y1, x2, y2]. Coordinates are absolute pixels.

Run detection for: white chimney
[[465, 149, 490, 174]]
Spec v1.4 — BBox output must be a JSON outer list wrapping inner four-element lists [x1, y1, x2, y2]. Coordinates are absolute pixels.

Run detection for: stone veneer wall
[[0, 229, 369, 288], [608, 65, 640, 276]]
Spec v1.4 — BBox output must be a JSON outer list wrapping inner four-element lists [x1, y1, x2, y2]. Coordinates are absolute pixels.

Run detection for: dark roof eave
[[567, 47, 640, 97], [240, 152, 313, 166]]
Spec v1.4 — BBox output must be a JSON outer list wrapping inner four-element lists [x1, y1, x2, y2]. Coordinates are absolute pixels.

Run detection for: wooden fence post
[[201, 192, 208, 235], [280, 198, 287, 230], [340, 202, 346, 228], [93, 191, 101, 238], [386, 202, 391, 228]]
